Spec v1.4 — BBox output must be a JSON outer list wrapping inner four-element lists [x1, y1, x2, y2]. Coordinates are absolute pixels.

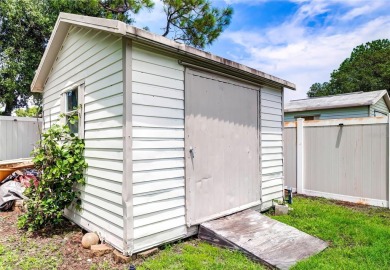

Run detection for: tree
[[0, 0, 232, 115], [0, 0, 50, 115], [307, 82, 329, 98], [307, 39, 390, 97], [43, 0, 154, 25], [161, 0, 233, 48]]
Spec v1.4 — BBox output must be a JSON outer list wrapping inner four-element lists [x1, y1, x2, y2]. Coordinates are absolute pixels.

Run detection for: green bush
[[18, 115, 87, 231]]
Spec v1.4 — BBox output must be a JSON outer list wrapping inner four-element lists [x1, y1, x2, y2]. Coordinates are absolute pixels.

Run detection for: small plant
[[272, 199, 286, 205], [18, 114, 87, 231]]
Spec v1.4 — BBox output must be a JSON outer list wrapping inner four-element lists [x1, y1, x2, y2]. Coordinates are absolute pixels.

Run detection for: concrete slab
[[199, 209, 328, 269]]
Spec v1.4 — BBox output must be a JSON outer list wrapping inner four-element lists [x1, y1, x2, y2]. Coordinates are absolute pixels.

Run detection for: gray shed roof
[[31, 13, 296, 92], [285, 90, 390, 113]]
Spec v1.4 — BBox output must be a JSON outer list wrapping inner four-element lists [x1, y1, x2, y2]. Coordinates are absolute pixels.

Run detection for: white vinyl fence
[[0, 116, 42, 161], [284, 116, 390, 208]]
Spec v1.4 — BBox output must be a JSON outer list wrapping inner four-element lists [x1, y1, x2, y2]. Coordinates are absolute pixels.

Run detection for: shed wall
[[42, 26, 124, 250], [370, 97, 389, 116], [131, 45, 188, 252], [284, 106, 369, 121], [261, 86, 284, 210]]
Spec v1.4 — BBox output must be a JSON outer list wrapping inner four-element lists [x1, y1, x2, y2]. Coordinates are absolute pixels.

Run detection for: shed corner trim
[[122, 37, 134, 255]]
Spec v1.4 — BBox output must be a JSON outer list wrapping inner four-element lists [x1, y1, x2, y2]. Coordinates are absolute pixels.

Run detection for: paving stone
[[90, 244, 113, 257], [112, 249, 131, 264], [275, 204, 289, 216]]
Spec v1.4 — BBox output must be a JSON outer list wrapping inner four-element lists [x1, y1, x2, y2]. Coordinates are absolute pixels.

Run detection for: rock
[[90, 244, 113, 257], [12, 200, 25, 213], [14, 199, 24, 207], [275, 204, 289, 215], [62, 237, 68, 244], [112, 249, 131, 264], [138, 247, 159, 259], [81, 232, 100, 249]]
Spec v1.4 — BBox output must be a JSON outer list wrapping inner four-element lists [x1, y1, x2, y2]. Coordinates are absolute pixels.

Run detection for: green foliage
[[0, 0, 153, 116], [14, 106, 41, 117], [0, 0, 50, 115], [43, 0, 154, 25], [18, 115, 87, 231], [98, 0, 154, 23], [271, 196, 390, 269], [0, 0, 232, 115], [308, 39, 390, 97], [162, 0, 233, 48], [307, 82, 330, 98]]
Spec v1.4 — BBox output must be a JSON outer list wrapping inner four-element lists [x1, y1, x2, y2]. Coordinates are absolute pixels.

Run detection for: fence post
[[388, 114, 390, 209], [296, 118, 304, 194]]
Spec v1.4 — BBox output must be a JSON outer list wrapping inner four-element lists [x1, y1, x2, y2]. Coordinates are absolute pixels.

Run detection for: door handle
[[189, 146, 195, 159]]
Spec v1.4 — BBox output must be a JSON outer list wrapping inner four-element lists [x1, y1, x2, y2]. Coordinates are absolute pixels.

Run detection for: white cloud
[[339, 1, 386, 21], [130, 0, 389, 102], [221, 1, 390, 101], [132, 0, 166, 33]]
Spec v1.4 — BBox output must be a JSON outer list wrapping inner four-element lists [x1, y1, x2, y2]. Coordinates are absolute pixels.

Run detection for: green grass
[[2, 196, 389, 269], [0, 242, 62, 270], [138, 240, 264, 270], [270, 196, 390, 270]]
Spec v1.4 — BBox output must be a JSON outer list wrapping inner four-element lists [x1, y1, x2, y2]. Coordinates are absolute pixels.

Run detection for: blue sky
[[133, 0, 390, 101]]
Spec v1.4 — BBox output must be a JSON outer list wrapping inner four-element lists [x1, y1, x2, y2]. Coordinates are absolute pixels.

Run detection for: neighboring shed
[[285, 90, 390, 121], [31, 13, 295, 255]]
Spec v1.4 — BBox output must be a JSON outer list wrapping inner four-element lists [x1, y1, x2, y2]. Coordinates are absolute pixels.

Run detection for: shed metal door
[[185, 68, 261, 226]]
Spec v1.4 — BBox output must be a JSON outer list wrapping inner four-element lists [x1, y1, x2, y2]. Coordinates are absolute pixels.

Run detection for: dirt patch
[[0, 210, 135, 270]]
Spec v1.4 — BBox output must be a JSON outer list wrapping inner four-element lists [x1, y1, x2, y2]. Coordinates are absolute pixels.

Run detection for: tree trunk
[[1, 100, 14, 116]]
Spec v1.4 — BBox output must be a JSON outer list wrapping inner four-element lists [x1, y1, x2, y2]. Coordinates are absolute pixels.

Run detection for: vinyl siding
[[42, 26, 124, 250], [131, 45, 187, 252], [261, 87, 284, 210], [284, 106, 369, 121], [370, 97, 389, 116]]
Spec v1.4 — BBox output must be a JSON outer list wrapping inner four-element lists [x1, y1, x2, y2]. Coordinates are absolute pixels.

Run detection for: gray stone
[[81, 232, 100, 249], [275, 204, 289, 216]]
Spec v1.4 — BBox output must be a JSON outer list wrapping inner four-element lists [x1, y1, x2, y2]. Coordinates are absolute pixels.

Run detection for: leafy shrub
[[18, 116, 87, 231]]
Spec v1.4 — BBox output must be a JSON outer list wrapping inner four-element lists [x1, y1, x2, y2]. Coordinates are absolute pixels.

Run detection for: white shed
[[31, 13, 296, 255]]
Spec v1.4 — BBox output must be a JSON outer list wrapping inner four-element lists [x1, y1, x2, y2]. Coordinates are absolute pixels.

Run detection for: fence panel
[[0, 116, 42, 161], [284, 117, 389, 208], [284, 127, 297, 189]]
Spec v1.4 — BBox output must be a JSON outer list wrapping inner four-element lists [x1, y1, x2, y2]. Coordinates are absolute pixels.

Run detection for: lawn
[[1, 196, 390, 269], [270, 196, 390, 270], [138, 240, 264, 270]]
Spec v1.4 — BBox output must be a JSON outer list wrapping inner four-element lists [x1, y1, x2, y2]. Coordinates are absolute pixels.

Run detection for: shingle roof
[[285, 90, 390, 113], [31, 13, 295, 92]]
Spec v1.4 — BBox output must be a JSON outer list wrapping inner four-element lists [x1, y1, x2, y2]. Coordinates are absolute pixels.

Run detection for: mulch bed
[[0, 209, 134, 269]]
